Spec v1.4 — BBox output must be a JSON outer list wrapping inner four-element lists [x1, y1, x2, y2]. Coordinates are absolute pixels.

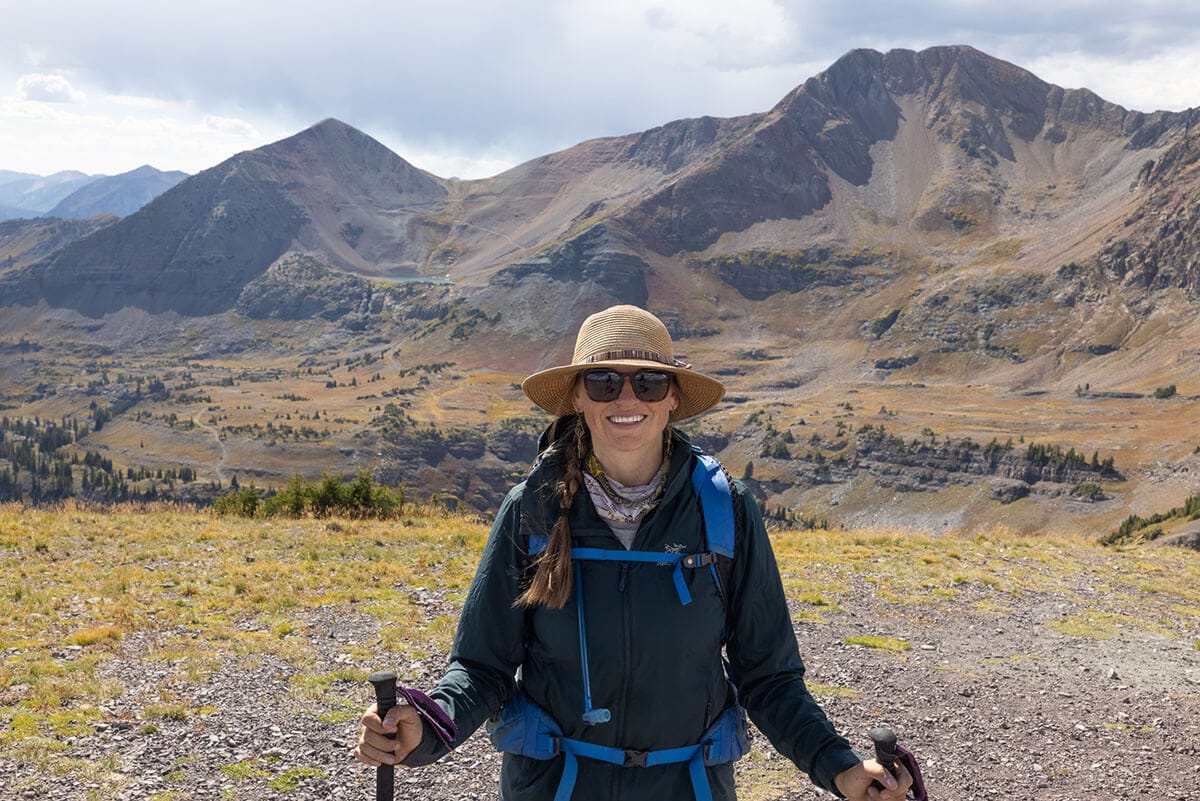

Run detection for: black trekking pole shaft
[[369, 671, 398, 801]]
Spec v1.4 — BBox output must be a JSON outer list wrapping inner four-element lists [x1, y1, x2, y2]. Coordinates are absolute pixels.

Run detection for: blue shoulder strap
[[690, 450, 735, 558]]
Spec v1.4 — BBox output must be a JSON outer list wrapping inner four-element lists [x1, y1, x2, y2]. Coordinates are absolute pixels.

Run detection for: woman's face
[[573, 369, 678, 472]]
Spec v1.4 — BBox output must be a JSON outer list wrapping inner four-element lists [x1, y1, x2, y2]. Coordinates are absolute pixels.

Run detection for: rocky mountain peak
[[249, 117, 446, 200]]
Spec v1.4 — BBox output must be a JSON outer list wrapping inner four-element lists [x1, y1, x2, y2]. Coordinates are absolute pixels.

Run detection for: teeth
[[610, 415, 644, 424]]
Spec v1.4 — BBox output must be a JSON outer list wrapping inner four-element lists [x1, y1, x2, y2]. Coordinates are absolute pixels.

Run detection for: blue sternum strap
[[571, 546, 693, 604]]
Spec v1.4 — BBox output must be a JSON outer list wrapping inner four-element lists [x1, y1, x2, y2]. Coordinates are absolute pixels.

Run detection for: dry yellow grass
[[0, 502, 487, 770], [3, 502, 1197, 790]]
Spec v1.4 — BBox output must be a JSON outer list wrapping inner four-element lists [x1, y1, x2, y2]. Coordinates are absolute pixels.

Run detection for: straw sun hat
[[521, 305, 726, 422]]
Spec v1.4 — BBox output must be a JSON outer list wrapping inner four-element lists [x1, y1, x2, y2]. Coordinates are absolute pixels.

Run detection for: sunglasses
[[580, 369, 673, 403]]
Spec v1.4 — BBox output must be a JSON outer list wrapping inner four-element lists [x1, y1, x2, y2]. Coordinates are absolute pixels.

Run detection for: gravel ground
[[3, 560, 1198, 800]]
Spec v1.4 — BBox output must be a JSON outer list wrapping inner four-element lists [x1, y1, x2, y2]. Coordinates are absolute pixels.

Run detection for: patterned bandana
[[583, 452, 668, 529]]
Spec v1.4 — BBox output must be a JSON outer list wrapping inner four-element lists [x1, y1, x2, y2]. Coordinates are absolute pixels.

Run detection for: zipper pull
[[619, 563, 628, 592]]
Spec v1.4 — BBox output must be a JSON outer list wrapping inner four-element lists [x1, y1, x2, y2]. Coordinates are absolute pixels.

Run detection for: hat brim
[[522, 358, 725, 422]]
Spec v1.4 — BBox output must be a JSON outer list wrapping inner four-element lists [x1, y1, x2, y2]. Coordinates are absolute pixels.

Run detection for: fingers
[[354, 701, 424, 767], [354, 732, 395, 767], [885, 761, 914, 800], [835, 758, 915, 801], [868, 760, 914, 801]]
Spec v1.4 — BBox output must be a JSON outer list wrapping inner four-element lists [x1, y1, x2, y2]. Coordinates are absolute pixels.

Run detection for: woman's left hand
[[834, 758, 913, 801]]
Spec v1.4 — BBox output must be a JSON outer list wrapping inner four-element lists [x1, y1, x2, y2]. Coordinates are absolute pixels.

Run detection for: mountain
[[0, 169, 39, 186], [2, 45, 1199, 531], [1, 216, 116, 274], [46, 165, 188, 219], [0, 203, 40, 221], [12, 119, 447, 316], [0, 171, 42, 219], [0, 170, 98, 215], [11, 46, 1198, 323]]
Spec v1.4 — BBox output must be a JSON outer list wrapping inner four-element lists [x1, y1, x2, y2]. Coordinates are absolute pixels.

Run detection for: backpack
[[488, 448, 749, 801]]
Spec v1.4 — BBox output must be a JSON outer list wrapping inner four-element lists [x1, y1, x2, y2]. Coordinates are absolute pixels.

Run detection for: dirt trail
[[194, 419, 229, 483]]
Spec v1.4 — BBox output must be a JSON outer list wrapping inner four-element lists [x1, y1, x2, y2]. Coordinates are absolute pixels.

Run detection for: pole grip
[[369, 671, 398, 801], [870, 726, 899, 778], [870, 727, 898, 769]]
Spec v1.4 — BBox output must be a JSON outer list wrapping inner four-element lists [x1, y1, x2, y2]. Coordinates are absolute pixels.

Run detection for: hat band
[[582, 349, 689, 368]]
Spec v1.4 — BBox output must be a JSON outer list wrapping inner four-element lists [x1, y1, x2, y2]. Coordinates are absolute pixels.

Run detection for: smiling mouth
[[608, 415, 646, 425]]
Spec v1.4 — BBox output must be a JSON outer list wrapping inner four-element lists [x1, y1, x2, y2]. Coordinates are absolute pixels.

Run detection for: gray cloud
[[3, 0, 1199, 175]]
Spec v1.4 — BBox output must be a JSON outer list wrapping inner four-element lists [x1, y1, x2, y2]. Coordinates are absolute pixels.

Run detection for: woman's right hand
[[354, 699, 424, 767]]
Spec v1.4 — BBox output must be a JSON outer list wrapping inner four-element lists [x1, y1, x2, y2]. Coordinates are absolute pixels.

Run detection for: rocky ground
[[3, 555, 1198, 801]]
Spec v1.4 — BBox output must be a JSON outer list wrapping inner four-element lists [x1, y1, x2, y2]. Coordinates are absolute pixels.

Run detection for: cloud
[[0, 93, 288, 176], [16, 73, 86, 104], [203, 114, 260, 138], [2, 0, 1198, 176], [107, 93, 189, 111], [1017, 44, 1200, 112]]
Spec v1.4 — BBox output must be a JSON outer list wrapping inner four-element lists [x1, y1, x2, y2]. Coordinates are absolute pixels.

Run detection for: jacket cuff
[[396, 692, 456, 768], [398, 718, 450, 768], [813, 745, 864, 797]]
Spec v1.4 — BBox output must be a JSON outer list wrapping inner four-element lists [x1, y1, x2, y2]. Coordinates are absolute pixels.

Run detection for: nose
[[615, 375, 639, 402]]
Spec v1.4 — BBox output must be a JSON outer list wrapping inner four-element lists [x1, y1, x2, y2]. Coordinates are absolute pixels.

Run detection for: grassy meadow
[[0, 501, 488, 797], [1, 502, 1198, 799]]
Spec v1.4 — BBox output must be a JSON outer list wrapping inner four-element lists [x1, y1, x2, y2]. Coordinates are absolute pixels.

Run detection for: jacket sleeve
[[723, 485, 862, 796], [401, 484, 528, 766]]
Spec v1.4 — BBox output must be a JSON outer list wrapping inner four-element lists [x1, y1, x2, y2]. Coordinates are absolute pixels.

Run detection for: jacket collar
[[526, 415, 697, 520]]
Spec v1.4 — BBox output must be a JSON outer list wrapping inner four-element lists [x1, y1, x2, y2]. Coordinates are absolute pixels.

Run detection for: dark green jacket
[[403, 425, 861, 798]]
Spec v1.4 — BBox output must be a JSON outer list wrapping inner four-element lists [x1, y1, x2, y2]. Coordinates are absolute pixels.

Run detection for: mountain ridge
[[46, 165, 189, 219], [0, 170, 98, 217], [1, 45, 1198, 530]]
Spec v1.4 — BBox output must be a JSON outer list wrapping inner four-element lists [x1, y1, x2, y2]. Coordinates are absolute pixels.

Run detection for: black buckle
[[623, 749, 648, 768], [682, 552, 716, 569]]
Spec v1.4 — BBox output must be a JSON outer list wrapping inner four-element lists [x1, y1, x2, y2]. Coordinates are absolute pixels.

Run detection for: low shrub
[[215, 472, 404, 519]]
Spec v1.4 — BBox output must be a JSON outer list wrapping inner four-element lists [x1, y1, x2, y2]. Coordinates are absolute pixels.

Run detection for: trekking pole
[[871, 727, 899, 775], [870, 727, 928, 801], [369, 671, 398, 801]]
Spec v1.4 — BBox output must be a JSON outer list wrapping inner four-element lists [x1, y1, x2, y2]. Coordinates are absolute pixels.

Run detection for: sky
[[3, 1, 1200, 181]]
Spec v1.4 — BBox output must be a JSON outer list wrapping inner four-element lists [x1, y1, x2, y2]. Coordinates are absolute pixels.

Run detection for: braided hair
[[516, 415, 591, 608]]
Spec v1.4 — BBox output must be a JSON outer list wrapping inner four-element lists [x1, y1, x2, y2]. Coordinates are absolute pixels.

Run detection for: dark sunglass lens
[[631, 371, 671, 401], [583, 370, 623, 402]]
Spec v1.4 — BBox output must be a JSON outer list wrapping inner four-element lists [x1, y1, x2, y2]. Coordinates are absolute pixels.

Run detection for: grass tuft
[[65, 624, 124, 646], [844, 635, 913, 652], [268, 766, 328, 792]]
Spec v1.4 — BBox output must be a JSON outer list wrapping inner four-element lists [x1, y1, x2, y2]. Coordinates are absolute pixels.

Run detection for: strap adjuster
[[623, 749, 648, 768], [682, 552, 717, 568]]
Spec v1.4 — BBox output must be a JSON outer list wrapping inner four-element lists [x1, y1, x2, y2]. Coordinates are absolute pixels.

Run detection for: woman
[[356, 305, 912, 800]]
